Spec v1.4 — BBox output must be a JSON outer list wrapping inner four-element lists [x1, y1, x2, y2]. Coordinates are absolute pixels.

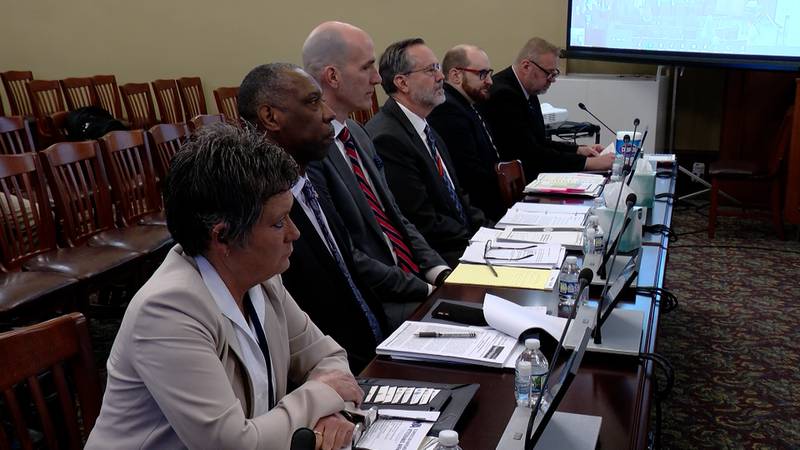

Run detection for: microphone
[[624, 119, 640, 175], [526, 268, 594, 448], [577, 102, 615, 135], [597, 193, 637, 280], [626, 126, 649, 186], [625, 192, 637, 209], [290, 428, 316, 450]]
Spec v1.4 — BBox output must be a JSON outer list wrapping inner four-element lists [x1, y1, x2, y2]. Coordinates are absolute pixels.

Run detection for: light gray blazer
[[86, 245, 351, 449]]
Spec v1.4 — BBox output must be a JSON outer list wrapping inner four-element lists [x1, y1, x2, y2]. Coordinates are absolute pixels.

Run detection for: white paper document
[[376, 321, 518, 368], [352, 418, 433, 450], [496, 210, 587, 229], [510, 202, 591, 215], [524, 173, 606, 196], [482, 294, 568, 343], [459, 241, 565, 269], [495, 228, 584, 250]]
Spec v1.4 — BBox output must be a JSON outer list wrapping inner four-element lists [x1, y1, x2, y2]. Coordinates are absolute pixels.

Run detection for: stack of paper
[[470, 226, 583, 250], [496, 210, 586, 229], [524, 173, 607, 197], [445, 263, 558, 290], [510, 202, 591, 215]]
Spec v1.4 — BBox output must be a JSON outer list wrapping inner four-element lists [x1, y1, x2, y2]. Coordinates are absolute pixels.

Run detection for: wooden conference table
[[360, 168, 676, 449]]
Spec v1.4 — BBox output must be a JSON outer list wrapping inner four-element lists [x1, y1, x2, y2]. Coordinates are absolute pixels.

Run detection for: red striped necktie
[[339, 126, 419, 274]]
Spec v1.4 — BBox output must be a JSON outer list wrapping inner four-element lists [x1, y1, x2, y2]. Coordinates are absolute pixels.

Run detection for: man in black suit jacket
[[301, 22, 450, 328], [428, 44, 505, 221], [480, 37, 614, 181], [366, 38, 489, 267], [238, 62, 387, 373]]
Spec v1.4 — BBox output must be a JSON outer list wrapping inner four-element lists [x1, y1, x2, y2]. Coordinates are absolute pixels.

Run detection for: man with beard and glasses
[[428, 44, 505, 221], [238, 63, 388, 373], [366, 38, 490, 267], [481, 37, 614, 181]]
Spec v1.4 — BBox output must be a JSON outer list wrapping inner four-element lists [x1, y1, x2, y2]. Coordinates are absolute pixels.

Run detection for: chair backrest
[[767, 108, 794, 176], [0, 153, 58, 271], [348, 89, 380, 126], [188, 113, 224, 132], [0, 116, 36, 154], [495, 160, 526, 208], [177, 77, 207, 118], [0, 90, 5, 117], [99, 130, 161, 225], [151, 79, 184, 124], [213, 87, 240, 125], [91, 75, 123, 119], [148, 123, 189, 181], [0, 71, 34, 117], [119, 82, 158, 130], [40, 140, 116, 246], [0, 312, 102, 450], [26, 80, 66, 119], [59, 77, 100, 111]]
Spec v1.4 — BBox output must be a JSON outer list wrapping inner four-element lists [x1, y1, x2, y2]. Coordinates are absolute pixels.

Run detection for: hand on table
[[309, 370, 364, 405], [314, 412, 355, 450], [578, 144, 604, 157], [584, 152, 615, 171]]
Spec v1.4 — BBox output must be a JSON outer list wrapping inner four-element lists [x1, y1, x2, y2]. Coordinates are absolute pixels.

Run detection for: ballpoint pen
[[415, 331, 477, 338]]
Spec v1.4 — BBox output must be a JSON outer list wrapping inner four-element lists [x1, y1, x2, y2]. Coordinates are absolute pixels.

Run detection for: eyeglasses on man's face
[[402, 62, 441, 77], [456, 67, 494, 81], [525, 59, 560, 80]]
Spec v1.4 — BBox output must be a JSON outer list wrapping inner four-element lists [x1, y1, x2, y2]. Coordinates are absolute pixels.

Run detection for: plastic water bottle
[[589, 196, 606, 216], [436, 430, 462, 450], [584, 215, 604, 257], [610, 159, 623, 183], [558, 256, 580, 309], [515, 339, 549, 407]]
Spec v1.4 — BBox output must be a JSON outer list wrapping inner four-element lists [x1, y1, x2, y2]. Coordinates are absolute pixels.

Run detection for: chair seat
[[709, 160, 764, 177], [23, 245, 141, 280], [0, 271, 79, 315], [89, 225, 173, 254], [137, 210, 167, 226]]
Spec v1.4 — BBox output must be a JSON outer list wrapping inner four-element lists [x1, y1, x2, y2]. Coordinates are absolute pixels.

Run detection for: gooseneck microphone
[[526, 268, 594, 449], [626, 126, 649, 186], [290, 428, 316, 450], [577, 102, 615, 135]]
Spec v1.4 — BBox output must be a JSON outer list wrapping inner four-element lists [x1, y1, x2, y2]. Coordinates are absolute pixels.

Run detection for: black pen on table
[[414, 331, 477, 338]]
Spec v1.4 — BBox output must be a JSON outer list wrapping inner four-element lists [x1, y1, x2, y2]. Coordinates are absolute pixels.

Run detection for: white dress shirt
[[395, 101, 457, 185]]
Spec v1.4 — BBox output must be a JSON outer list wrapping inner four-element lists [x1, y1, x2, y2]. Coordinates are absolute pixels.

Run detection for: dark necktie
[[300, 180, 383, 341], [471, 104, 500, 159], [423, 125, 467, 224], [242, 292, 275, 410], [339, 126, 419, 274]]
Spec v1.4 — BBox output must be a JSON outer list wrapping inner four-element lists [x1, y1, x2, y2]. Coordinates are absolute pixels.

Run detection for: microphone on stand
[[597, 193, 637, 280], [577, 102, 615, 135], [626, 126, 649, 186], [624, 119, 640, 175]]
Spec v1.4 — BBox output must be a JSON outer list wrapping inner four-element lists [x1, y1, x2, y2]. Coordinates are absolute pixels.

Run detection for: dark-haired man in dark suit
[[481, 37, 614, 181]]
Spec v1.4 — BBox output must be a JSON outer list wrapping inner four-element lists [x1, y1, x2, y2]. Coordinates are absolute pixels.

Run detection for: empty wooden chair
[[149, 123, 189, 182], [177, 77, 207, 119], [26, 80, 68, 145], [0, 312, 102, 448], [60, 77, 100, 111], [119, 82, 158, 129], [213, 86, 240, 125], [151, 79, 184, 124], [348, 90, 380, 126], [0, 70, 34, 117], [0, 116, 36, 154], [495, 160, 526, 208], [91, 75, 123, 118], [188, 113, 224, 132]]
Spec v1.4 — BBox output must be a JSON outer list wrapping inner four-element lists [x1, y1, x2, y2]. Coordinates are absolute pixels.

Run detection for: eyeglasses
[[456, 67, 494, 81], [483, 240, 539, 261], [402, 63, 441, 77], [525, 59, 560, 80]]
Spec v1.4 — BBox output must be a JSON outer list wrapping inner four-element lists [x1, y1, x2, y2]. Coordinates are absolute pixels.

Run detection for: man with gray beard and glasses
[[366, 38, 490, 267]]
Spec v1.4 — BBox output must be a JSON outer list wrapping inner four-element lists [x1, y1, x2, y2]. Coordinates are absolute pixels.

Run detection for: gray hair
[[164, 123, 298, 256], [378, 38, 425, 95], [515, 37, 560, 64], [237, 63, 301, 127]]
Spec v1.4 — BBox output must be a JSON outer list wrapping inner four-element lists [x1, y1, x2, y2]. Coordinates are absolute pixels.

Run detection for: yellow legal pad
[[444, 263, 557, 290]]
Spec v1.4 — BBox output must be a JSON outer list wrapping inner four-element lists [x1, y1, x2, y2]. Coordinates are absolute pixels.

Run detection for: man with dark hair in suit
[[302, 22, 451, 328], [366, 38, 490, 267], [238, 62, 387, 373], [481, 36, 614, 181], [428, 44, 505, 221]]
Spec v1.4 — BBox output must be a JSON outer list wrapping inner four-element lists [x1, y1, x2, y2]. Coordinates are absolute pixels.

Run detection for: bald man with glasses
[[481, 37, 614, 181], [428, 44, 505, 221]]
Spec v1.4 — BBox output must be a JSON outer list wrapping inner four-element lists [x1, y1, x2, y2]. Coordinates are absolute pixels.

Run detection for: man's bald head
[[302, 21, 367, 81]]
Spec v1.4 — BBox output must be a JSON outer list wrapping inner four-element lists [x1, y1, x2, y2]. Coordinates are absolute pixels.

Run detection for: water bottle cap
[[438, 430, 459, 445], [565, 256, 578, 264], [524, 338, 540, 350]]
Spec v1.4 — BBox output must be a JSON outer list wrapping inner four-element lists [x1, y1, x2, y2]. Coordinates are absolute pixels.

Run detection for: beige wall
[[1, 0, 720, 151]]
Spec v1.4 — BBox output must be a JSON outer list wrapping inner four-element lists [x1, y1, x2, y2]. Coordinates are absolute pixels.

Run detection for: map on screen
[[569, 0, 800, 58]]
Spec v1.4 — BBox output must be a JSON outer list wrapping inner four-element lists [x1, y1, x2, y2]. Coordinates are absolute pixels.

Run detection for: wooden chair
[[0, 71, 34, 117], [708, 108, 793, 239], [0, 116, 36, 154], [0, 312, 102, 448], [495, 160, 526, 208], [188, 113, 224, 132], [98, 130, 169, 228], [149, 123, 189, 182], [26, 80, 68, 146], [348, 89, 380, 126], [151, 79, 184, 124], [59, 77, 100, 111], [0, 90, 5, 116], [177, 77, 207, 119], [119, 83, 158, 130], [91, 75, 123, 119], [213, 86, 240, 125]]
